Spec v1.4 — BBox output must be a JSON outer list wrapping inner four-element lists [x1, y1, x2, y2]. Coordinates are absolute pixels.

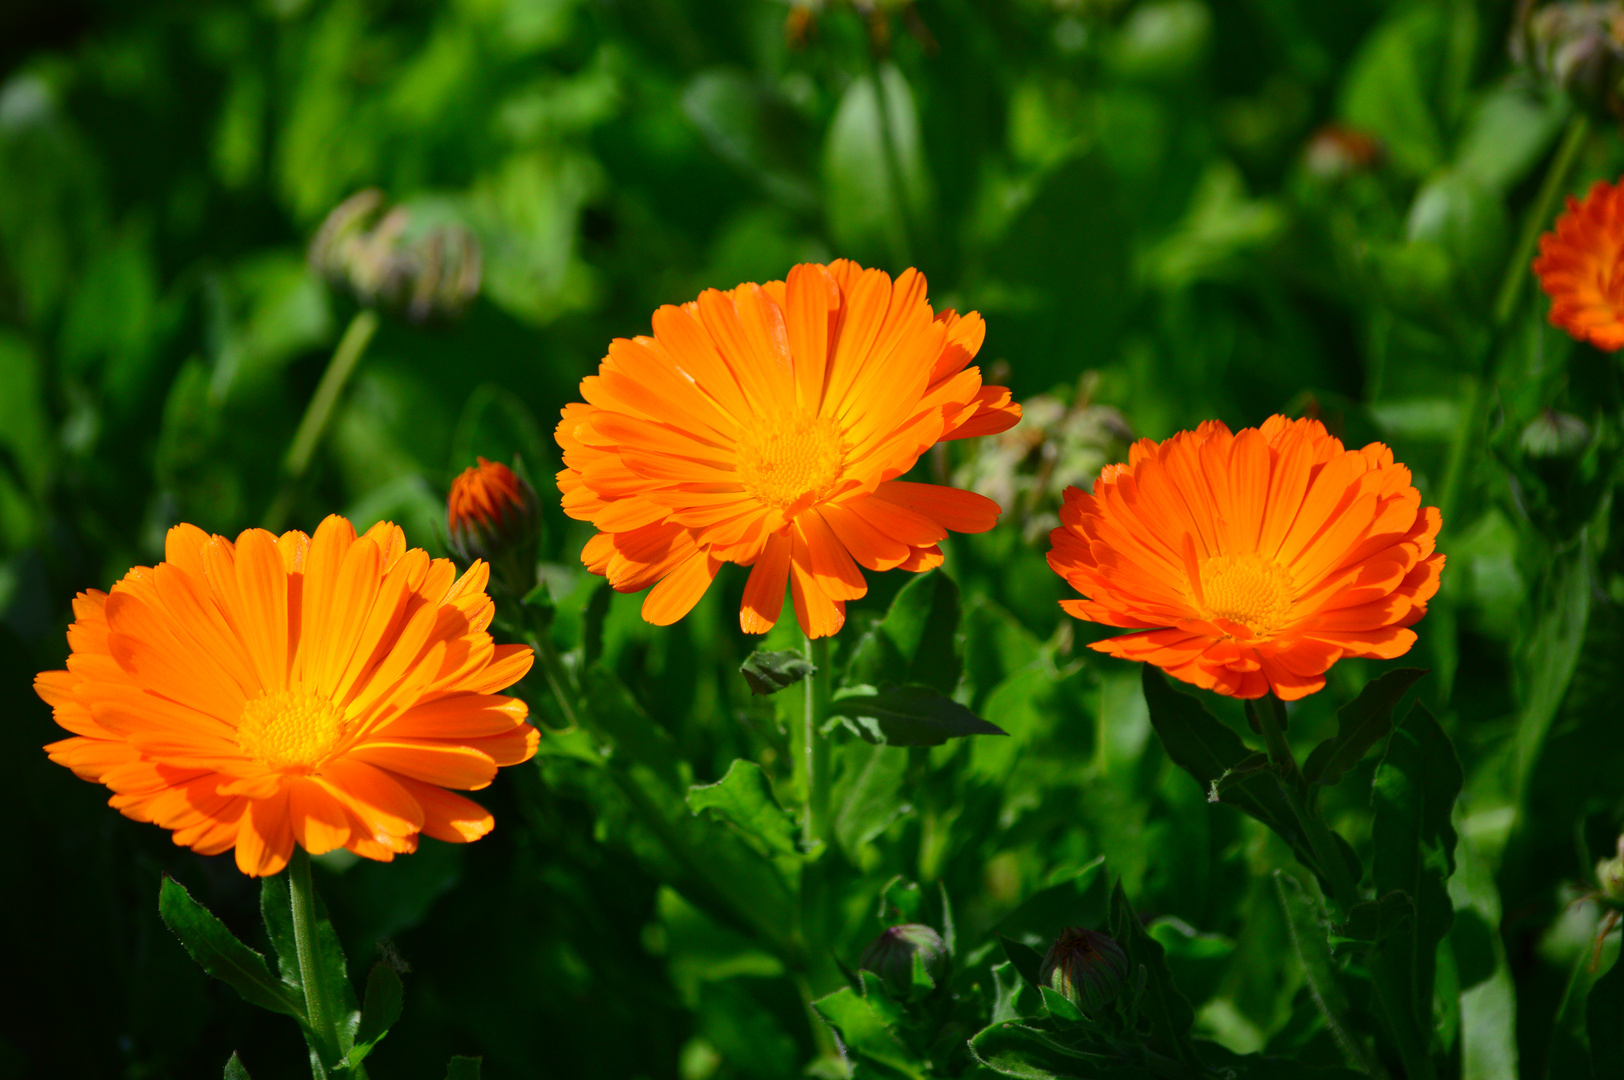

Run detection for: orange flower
[[35, 516, 537, 876], [1046, 416, 1443, 701], [1534, 178, 1624, 351], [556, 260, 1020, 638]]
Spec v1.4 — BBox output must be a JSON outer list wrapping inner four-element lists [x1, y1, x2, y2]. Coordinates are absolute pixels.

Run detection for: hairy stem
[[288, 850, 342, 1077]]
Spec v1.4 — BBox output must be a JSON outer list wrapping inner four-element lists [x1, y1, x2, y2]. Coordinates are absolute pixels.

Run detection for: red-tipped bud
[[1040, 927, 1129, 1013], [447, 457, 540, 575]]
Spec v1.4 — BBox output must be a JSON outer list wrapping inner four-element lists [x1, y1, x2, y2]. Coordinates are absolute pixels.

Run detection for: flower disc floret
[[35, 515, 538, 876], [556, 260, 1022, 638], [1046, 416, 1445, 701]]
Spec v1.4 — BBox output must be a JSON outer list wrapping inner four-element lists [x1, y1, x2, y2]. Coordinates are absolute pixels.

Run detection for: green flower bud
[[1598, 836, 1624, 905], [310, 189, 482, 323], [1517, 3, 1624, 119], [1040, 927, 1129, 1013], [1520, 410, 1592, 460], [859, 923, 947, 999]]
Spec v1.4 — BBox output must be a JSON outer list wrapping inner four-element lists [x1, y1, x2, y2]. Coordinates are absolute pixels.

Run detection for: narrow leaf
[[844, 570, 962, 694], [1589, 947, 1624, 1075], [1109, 879, 1198, 1065], [998, 934, 1047, 990], [687, 759, 800, 858], [343, 962, 405, 1069], [261, 870, 360, 1052], [1336, 891, 1414, 946], [1303, 668, 1427, 786], [224, 1052, 253, 1080], [1275, 872, 1380, 1074], [739, 649, 815, 696], [828, 684, 1006, 746], [159, 876, 304, 1019]]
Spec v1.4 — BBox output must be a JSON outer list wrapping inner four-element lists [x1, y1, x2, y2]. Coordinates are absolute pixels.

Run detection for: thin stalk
[[288, 849, 342, 1077], [801, 635, 832, 849], [796, 635, 840, 1062], [1254, 695, 1437, 1080], [265, 308, 381, 532]]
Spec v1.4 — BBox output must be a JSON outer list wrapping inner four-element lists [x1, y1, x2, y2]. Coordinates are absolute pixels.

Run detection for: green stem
[[801, 635, 832, 849], [289, 849, 342, 1077], [1254, 695, 1436, 1080], [1439, 112, 1589, 531], [795, 635, 840, 1062], [265, 308, 381, 532]]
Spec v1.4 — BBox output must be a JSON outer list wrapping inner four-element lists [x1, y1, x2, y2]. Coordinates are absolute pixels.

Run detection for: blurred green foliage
[[4, 0, 1624, 1077]]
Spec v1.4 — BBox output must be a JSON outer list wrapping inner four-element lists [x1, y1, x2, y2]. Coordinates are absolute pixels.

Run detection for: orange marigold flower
[[556, 260, 1021, 638], [1533, 178, 1624, 351], [35, 516, 537, 877], [447, 456, 540, 566], [1047, 416, 1444, 701]]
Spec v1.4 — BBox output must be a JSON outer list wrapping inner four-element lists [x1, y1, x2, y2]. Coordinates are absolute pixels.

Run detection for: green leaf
[[998, 935, 1047, 991], [992, 960, 1038, 1023], [1514, 537, 1592, 799], [828, 684, 1005, 747], [1589, 947, 1624, 1076], [739, 649, 815, 696], [581, 579, 612, 669], [1274, 872, 1379, 1074], [1370, 701, 1463, 1044], [823, 63, 933, 265], [1336, 891, 1414, 947], [991, 860, 1109, 949], [224, 1052, 253, 1080], [1303, 668, 1428, 787], [342, 962, 404, 1070], [260, 872, 360, 1053], [445, 1056, 482, 1080], [1109, 879, 1197, 1065], [832, 742, 911, 862], [968, 1022, 1113, 1079], [687, 759, 800, 859], [813, 985, 926, 1079], [158, 876, 304, 1019], [844, 571, 962, 695]]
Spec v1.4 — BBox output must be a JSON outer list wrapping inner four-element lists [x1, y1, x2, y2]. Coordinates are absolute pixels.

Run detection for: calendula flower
[[556, 260, 1020, 638], [35, 516, 537, 876], [447, 456, 540, 567], [1533, 178, 1624, 350], [1047, 416, 1443, 700]]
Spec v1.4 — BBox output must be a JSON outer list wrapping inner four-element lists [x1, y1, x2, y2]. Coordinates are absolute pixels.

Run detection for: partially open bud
[[310, 189, 482, 323], [1516, 3, 1624, 118], [859, 923, 948, 1000], [1040, 927, 1129, 1014], [1520, 410, 1592, 460], [447, 457, 541, 584]]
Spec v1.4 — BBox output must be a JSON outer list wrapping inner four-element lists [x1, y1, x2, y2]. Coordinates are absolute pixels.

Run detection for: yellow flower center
[[1199, 553, 1295, 636], [735, 411, 847, 512], [236, 687, 347, 770]]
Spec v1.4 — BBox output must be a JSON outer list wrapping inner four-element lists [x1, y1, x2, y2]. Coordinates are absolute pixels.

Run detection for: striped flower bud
[[859, 924, 948, 1000], [1040, 927, 1129, 1014]]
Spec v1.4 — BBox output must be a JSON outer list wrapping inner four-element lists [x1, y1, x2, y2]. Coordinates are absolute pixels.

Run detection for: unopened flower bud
[[1040, 927, 1128, 1013], [1517, 3, 1624, 119], [1303, 124, 1384, 181], [447, 457, 540, 579], [310, 189, 482, 323], [859, 923, 947, 999]]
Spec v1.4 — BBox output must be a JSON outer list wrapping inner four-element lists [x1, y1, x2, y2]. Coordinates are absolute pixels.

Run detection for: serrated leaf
[[159, 876, 304, 1019], [1303, 668, 1427, 787], [828, 684, 1005, 746], [739, 649, 815, 696], [1274, 873, 1379, 1075], [445, 1056, 481, 1080], [687, 759, 799, 859], [844, 570, 962, 694], [224, 1052, 253, 1080], [1109, 879, 1197, 1066], [342, 962, 404, 1070], [1371, 701, 1462, 1046]]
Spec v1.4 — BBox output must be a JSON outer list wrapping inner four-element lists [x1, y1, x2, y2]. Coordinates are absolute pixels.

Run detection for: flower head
[[1533, 178, 1624, 351], [1047, 416, 1444, 700], [447, 456, 541, 568], [36, 516, 537, 876], [556, 260, 1020, 638]]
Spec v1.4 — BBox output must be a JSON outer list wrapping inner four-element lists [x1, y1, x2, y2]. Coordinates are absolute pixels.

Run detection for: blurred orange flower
[[1534, 177, 1624, 351], [556, 260, 1019, 638], [1047, 417, 1443, 701], [35, 516, 537, 876]]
